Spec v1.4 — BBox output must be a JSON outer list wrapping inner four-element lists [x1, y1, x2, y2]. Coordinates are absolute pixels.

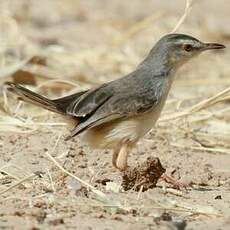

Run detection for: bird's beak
[[202, 43, 226, 50]]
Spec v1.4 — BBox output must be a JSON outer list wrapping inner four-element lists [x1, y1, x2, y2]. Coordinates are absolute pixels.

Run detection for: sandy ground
[[0, 0, 230, 229]]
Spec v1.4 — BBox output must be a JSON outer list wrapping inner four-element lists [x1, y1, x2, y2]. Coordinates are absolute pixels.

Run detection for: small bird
[[5, 34, 225, 172]]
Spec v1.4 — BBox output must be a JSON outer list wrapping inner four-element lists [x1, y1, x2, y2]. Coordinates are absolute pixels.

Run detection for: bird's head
[[147, 33, 225, 69]]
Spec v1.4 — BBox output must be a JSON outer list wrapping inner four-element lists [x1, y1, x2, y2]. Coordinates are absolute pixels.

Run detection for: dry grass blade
[[0, 116, 67, 128], [171, 143, 230, 155], [0, 169, 20, 181], [0, 173, 36, 196], [2, 87, 10, 113], [169, 199, 221, 216], [45, 151, 121, 207], [171, 0, 195, 33], [189, 86, 230, 113], [35, 79, 80, 90], [160, 85, 230, 122]]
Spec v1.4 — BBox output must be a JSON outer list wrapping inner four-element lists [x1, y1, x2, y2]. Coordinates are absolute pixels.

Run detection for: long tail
[[5, 82, 86, 115], [5, 82, 64, 114]]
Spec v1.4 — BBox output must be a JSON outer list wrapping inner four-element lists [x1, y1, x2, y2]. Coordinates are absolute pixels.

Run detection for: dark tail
[[4, 82, 87, 115]]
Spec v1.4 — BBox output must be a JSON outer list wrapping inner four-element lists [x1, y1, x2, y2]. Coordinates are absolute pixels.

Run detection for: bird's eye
[[182, 44, 193, 52]]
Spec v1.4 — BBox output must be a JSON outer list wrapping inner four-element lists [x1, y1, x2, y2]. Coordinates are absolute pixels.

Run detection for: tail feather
[[53, 90, 87, 112], [5, 82, 65, 114]]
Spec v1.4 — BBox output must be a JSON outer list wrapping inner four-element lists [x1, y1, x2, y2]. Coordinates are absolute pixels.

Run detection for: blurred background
[[0, 0, 229, 88], [0, 1, 230, 229], [0, 0, 229, 140]]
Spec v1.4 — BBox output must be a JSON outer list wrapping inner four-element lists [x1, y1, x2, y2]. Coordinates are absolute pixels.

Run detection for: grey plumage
[[5, 33, 225, 170]]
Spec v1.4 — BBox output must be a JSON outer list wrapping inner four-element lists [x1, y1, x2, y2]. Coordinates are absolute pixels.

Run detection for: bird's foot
[[160, 174, 191, 190]]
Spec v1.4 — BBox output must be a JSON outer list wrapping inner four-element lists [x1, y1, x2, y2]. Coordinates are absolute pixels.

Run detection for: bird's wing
[[52, 90, 88, 113], [67, 88, 158, 139], [65, 83, 113, 118], [64, 66, 166, 139]]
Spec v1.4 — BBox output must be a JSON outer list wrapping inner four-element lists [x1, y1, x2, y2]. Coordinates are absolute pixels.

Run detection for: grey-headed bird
[[5, 34, 225, 172]]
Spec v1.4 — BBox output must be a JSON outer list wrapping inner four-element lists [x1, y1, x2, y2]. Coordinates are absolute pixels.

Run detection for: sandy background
[[0, 0, 230, 229]]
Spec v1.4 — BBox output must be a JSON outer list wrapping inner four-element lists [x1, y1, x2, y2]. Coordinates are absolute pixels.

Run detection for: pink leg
[[112, 141, 134, 171], [160, 174, 191, 189], [114, 143, 129, 171]]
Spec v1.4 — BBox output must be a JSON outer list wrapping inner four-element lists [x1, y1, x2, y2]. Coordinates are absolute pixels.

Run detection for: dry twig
[[160, 86, 230, 122], [171, 0, 195, 33], [0, 173, 36, 196]]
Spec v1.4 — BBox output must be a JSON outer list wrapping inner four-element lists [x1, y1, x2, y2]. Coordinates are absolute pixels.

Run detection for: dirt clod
[[121, 157, 165, 191], [49, 218, 64, 226]]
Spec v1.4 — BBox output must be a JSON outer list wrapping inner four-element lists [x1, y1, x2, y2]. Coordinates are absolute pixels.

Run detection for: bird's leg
[[112, 146, 120, 169], [116, 144, 129, 171], [112, 141, 132, 171], [160, 174, 191, 189]]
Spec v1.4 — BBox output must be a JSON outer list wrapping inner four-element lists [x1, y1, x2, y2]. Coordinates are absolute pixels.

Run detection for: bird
[[5, 33, 225, 172]]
